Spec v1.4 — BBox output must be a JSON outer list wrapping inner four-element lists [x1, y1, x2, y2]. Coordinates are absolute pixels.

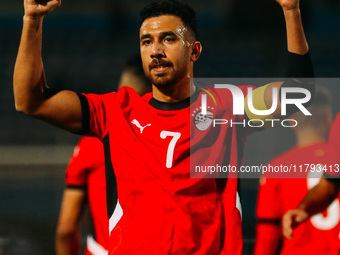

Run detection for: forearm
[[257, 2, 313, 119], [56, 189, 86, 255], [298, 178, 339, 216], [283, 8, 308, 55], [13, 6, 83, 133], [281, 178, 337, 240], [278, 7, 314, 116], [55, 228, 81, 255], [13, 15, 46, 114]]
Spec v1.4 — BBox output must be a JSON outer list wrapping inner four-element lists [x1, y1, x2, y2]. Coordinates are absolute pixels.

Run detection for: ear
[[289, 119, 298, 130], [190, 41, 202, 62]]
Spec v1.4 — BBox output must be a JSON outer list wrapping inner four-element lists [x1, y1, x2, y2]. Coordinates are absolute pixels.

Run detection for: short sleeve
[[65, 136, 104, 188], [324, 113, 340, 181]]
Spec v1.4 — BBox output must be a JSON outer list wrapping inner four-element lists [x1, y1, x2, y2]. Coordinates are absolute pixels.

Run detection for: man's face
[[140, 15, 194, 88]]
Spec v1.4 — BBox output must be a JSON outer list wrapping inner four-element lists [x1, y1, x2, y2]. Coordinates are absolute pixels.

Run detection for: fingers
[[24, 0, 61, 18], [276, 0, 300, 11], [46, 0, 62, 11], [282, 210, 295, 239], [282, 209, 308, 239]]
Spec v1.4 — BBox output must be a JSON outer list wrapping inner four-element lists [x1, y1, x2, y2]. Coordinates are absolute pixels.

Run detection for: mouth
[[151, 65, 170, 72], [149, 59, 172, 73]]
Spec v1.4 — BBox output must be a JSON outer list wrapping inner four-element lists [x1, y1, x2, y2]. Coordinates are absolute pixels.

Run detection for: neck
[[152, 73, 195, 102], [295, 129, 326, 147]]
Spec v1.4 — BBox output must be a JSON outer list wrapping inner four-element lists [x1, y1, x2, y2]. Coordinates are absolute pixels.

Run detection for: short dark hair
[[293, 85, 333, 129], [140, 0, 199, 40]]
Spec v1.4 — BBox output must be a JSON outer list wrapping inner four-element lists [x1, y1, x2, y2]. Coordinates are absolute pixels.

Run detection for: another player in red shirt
[[254, 87, 340, 255], [56, 56, 151, 255], [282, 113, 340, 241], [57, 137, 108, 255], [14, 0, 313, 254]]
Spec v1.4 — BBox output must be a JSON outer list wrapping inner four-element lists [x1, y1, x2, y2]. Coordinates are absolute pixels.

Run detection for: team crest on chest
[[192, 107, 214, 131]]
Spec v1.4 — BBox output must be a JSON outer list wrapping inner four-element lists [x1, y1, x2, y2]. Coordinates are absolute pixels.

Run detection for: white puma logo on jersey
[[131, 119, 151, 134]]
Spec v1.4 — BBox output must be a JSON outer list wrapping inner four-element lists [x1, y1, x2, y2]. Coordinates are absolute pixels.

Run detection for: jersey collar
[[149, 88, 200, 111]]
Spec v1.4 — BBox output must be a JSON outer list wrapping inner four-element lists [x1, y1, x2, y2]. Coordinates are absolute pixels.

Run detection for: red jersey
[[329, 113, 340, 150], [81, 85, 254, 255], [254, 142, 340, 255], [327, 113, 340, 173], [66, 136, 109, 254], [326, 113, 340, 252]]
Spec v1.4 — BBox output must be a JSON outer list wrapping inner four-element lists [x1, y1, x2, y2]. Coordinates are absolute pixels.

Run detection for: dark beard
[[147, 59, 188, 88], [148, 73, 181, 88]]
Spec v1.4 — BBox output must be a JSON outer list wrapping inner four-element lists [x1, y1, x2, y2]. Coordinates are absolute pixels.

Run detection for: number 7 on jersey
[[160, 131, 181, 168]]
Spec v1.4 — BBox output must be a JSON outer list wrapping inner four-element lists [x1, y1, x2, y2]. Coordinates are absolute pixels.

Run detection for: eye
[[142, 39, 152, 46], [164, 37, 176, 43]]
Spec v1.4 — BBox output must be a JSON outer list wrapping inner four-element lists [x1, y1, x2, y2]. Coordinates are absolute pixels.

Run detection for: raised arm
[[13, 0, 83, 133], [278, 0, 308, 55], [247, 0, 313, 121]]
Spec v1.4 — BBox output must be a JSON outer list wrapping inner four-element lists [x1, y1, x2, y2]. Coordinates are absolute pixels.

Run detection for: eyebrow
[[140, 31, 178, 40]]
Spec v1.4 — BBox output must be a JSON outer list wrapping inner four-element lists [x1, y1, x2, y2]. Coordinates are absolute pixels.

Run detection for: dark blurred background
[[1, 0, 340, 254]]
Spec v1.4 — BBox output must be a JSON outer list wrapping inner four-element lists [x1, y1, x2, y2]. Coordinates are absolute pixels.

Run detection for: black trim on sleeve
[[286, 52, 314, 78], [66, 184, 87, 191], [75, 93, 90, 135], [280, 52, 315, 116]]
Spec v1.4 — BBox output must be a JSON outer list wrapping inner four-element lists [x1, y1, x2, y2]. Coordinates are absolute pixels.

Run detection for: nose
[[150, 42, 165, 59]]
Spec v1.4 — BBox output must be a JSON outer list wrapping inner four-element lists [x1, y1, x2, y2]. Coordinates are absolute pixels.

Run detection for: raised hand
[[24, 0, 61, 18], [276, 0, 299, 11]]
